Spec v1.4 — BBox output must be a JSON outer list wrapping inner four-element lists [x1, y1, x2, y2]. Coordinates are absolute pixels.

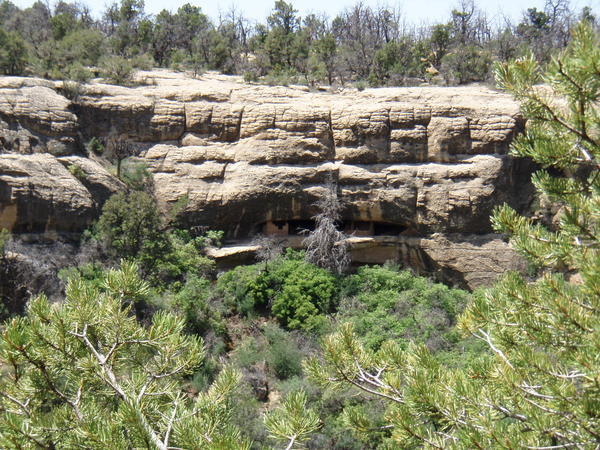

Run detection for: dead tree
[[303, 180, 350, 274], [105, 134, 136, 179], [252, 234, 285, 273]]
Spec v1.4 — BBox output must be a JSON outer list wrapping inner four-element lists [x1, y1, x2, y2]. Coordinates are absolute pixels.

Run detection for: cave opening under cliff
[[258, 220, 407, 238]]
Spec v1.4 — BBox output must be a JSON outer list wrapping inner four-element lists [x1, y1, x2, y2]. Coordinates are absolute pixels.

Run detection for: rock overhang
[[0, 71, 535, 288]]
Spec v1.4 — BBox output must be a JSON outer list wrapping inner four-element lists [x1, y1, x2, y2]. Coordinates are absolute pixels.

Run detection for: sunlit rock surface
[[0, 70, 534, 288]]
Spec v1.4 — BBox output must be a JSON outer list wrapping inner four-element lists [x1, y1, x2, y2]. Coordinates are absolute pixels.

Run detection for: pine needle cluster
[[0, 261, 247, 449]]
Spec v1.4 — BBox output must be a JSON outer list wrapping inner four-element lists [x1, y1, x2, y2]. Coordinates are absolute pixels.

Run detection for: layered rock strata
[[0, 70, 534, 288]]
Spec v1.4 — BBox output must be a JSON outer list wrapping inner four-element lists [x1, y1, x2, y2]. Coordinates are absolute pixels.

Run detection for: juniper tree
[[0, 261, 248, 449], [304, 21, 600, 448]]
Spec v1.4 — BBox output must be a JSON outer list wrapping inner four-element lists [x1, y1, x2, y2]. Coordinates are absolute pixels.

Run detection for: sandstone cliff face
[[0, 70, 533, 288]]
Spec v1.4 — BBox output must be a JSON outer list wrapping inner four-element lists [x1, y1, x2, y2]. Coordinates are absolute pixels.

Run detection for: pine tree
[[0, 261, 248, 448], [305, 21, 600, 448], [264, 390, 320, 449]]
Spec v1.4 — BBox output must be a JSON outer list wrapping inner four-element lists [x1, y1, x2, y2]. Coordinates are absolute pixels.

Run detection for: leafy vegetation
[[0, 0, 595, 86], [217, 251, 338, 332], [337, 265, 470, 352], [2, 181, 475, 447]]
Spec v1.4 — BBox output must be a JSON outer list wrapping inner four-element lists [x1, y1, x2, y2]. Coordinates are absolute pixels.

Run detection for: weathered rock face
[[0, 70, 534, 288], [0, 78, 79, 155]]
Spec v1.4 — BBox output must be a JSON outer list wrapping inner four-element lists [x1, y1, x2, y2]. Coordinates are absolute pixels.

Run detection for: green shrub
[[268, 262, 336, 331], [95, 191, 165, 260], [440, 45, 492, 84], [59, 29, 105, 67], [216, 253, 336, 331], [119, 160, 152, 191], [91, 191, 217, 289], [131, 53, 154, 70], [165, 275, 225, 336], [355, 80, 367, 91], [86, 137, 104, 155], [233, 337, 263, 369], [216, 264, 263, 316], [243, 71, 259, 83], [66, 62, 92, 82], [151, 232, 215, 287], [100, 55, 133, 85], [262, 69, 303, 86], [169, 49, 189, 71], [336, 265, 469, 351], [203, 230, 224, 247], [67, 163, 86, 180], [264, 324, 303, 379], [0, 29, 28, 75], [58, 263, 108, 291]]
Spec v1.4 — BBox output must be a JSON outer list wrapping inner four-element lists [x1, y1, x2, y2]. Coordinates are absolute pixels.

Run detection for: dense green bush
[[65, 62, 92, 82], [267, 258, 336, 331], [59, 29, 105, 67], [159, 275, 225, 336], [217, 251, 337, 331], [216, 264, 264, 316], [336, 265, 469, 351], [369, 39, 427, 86]]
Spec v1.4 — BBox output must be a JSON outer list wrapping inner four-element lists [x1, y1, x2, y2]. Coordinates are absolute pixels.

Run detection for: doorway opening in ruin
[[373, 222, 407, 236]]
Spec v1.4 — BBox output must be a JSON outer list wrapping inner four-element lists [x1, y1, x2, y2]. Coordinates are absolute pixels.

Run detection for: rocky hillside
[[0, 70, 535, 288]]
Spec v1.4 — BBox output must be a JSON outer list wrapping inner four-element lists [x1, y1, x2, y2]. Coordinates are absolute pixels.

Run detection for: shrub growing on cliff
[[100, 55, 133, 85], [303, 21, 600, 447]]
